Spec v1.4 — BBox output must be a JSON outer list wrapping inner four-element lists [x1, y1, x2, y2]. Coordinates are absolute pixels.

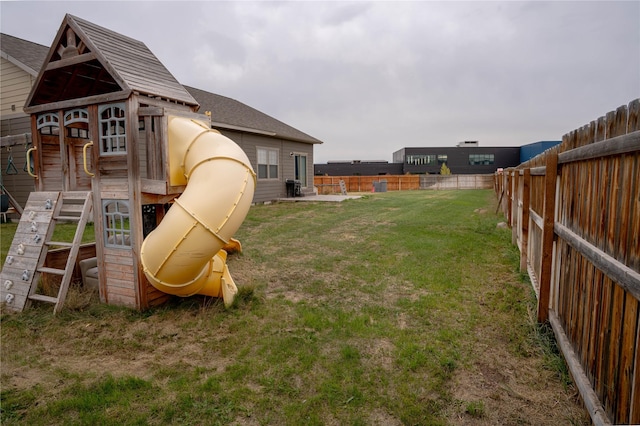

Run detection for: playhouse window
[[257, 148, 278, 179], [64, 108, 89, 126], [103, 200, 131, 248], [37, 113, 60, 135], [99, 103, 127, 154]]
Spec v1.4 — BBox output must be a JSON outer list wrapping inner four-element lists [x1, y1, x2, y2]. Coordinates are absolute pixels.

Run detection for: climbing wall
[[1, 191, 92, 313], [1, 192, 59, 311]]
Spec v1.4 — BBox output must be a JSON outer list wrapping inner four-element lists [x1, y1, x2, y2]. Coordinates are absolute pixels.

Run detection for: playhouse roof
[[25, 14, 198, 112], [6, 14, 321, 145], [0, 33, 49, 76], [185, 86, 323, 145]]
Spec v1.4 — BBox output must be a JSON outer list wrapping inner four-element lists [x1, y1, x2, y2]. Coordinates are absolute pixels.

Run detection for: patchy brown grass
[[1, 190, 589, 425]]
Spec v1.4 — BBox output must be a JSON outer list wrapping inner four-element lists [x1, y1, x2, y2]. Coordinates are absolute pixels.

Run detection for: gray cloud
[[1, 1, 638, 163]]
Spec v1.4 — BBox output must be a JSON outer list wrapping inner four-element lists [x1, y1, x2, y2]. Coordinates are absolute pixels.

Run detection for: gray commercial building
[[315, 141, 559, 176]]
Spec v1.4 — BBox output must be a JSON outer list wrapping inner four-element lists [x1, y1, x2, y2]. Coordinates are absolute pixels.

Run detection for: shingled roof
[[26, 14, 197, 109], [185, 86, 322, 145], [0, 33, 49, 75]]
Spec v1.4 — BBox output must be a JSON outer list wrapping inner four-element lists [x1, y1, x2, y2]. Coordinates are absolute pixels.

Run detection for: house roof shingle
[[0, 33, 49, 75], [185, 86, 322, 145]]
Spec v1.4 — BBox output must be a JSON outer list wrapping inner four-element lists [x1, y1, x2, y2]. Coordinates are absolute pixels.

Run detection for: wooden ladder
[[0, 191, 93, 314]]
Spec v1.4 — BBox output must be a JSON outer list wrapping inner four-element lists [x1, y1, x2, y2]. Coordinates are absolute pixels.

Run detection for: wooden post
[[506, 170, 512, 226], [520, 168, 530, 273], [538, 151, 558, 323], [512, 170, 519, 245]]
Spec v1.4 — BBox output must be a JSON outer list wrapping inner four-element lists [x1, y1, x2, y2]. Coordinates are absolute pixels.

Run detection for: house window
[[99, 103, 127, 154], [103, 200, 131, 248], [468, 154, 495, 165], [294, 154, 307, 187], [406, 154, 436, 165], [257, 148, 278, 179], [437, 155, 448, 165], [36, 113, 60, 135]]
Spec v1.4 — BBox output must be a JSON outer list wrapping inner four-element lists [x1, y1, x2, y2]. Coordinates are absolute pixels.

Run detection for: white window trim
[[36, 113, 59, 130], [64, 108, 89, 126], [98, 103, 127, 156], [257, 147, 279, 180], [102, 199, 131, 249]]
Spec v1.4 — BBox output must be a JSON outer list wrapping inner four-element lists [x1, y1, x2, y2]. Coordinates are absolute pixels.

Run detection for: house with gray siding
[[185, 87, 322, 203]]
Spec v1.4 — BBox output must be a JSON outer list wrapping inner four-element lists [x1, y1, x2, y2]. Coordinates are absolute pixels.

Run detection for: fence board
[[618, 296, 638, 423], [537, 150, 557, 322], [632, 323, 640, 423], [606, 285, 624, 415]]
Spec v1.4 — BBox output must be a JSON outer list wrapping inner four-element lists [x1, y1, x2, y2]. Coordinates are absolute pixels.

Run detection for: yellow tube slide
[[140, 116, 256, 307]]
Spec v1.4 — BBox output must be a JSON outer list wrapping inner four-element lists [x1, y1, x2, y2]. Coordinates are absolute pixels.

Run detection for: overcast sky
[[2, 1, 639, 163]]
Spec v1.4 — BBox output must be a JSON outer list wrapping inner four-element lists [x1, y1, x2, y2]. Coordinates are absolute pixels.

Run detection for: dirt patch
[[445, 323, 589, 425]]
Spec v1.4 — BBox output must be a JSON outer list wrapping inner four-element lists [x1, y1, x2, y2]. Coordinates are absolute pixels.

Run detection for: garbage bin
[[285, 179, 296, 197], [285, 179, 302, 197], [379, 180, 387, 192]]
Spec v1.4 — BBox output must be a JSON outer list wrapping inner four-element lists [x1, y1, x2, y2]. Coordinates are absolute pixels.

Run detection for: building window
[[99, 103, 126, 154], [257, 148, 278, 179], [406, 154, 436, 165], [103, 200, 131, 248], [437, 154, 448, 165], [468, 154, 495, 165]]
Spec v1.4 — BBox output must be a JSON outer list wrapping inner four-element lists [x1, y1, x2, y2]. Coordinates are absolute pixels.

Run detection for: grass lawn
[[0, 190, 588, 425]]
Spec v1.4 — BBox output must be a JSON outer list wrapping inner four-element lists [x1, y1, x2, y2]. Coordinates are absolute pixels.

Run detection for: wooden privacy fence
[[495, 98, 640, 425], [314, 174, 493, 194]]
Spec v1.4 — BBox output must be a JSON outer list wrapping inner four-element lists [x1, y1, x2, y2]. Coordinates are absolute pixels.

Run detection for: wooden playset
[[0, 14, 255, 312]]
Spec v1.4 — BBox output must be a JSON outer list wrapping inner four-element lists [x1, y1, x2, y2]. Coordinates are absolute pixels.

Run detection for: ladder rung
[[62, 192, 90, 200], [60, 204, 85, 213], [54, 216, 81, 221], [37, 267, 66, 276], [28, 294, 58, 304], [46, 241, 74, 247]]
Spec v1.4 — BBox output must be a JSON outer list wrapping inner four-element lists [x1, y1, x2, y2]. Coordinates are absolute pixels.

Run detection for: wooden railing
[[496, 98, 640, 425]]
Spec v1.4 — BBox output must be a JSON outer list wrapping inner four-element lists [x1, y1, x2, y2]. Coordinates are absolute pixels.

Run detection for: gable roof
[[25, 14, 197, 110], [0, 33, 49, 75], [185, 86, 322, 145]]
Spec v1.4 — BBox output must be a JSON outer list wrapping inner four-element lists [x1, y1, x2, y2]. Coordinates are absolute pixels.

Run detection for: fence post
[[520, 168, 531, 273], [538, 150, 558, 323], [512, 170, 519, 245], [506, 170, 513, 228]]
